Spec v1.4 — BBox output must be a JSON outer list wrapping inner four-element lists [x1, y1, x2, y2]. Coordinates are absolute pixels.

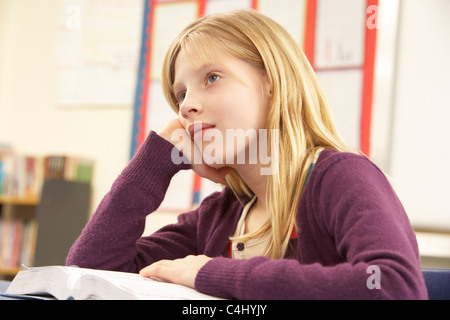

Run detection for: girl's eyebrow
[[172, 62, 225, 90]]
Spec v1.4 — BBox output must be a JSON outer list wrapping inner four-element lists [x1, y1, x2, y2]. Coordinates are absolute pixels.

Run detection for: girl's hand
[[139, 255, 212, 289], [158, 119, 230, 183]]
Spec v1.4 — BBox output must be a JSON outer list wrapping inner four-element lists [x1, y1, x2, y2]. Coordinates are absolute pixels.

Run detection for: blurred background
[[0, 0, 449, 278]]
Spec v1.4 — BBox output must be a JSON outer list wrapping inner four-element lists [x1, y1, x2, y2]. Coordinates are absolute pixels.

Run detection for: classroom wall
[[388, 0, 450, 231], [0, 0, 133, 209], [0, 0, 449, 243]]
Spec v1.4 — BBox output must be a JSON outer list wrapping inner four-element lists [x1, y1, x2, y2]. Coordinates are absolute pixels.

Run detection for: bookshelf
[[0, 151, 93, 279], [0, 197, 39, 206], [0, 197, 39, 279]]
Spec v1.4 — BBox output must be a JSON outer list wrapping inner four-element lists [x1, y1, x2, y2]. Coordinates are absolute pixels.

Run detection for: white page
[[151, 2, 198, 79], [55, 0, 143, 106], [205, 0, 251, 14], [315, 0, 366, 68], [74, 267, 220, 300], [258, 0, 307, 46], [6, 266, 222, 300], [316, 69, 363, 151]]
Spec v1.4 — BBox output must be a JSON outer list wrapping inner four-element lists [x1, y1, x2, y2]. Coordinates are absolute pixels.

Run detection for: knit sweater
[[66, 131, 428, 300]]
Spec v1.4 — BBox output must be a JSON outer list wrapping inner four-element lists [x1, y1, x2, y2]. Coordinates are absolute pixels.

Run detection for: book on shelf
[[0, 152, 42, 201], [0, 152, 94, 201], [0, 218, 37, 269], [0, 145, 11, 196], [2, 266, 223, 300], [43, 155, 94, 184]]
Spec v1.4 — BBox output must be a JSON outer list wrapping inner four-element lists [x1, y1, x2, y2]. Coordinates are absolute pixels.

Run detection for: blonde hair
[[161, 9, 354, 259]]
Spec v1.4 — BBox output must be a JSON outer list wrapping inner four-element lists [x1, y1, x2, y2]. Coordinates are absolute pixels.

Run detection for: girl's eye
[[177, 92, 186, 102], [207, 74, 220, 84]]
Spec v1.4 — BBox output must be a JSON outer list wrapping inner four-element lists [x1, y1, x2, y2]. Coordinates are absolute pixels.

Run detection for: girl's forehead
[[174, 47, 233, 85], [179, 33, 234, 64]]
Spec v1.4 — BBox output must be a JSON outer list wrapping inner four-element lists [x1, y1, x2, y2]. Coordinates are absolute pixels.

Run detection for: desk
[[0, 280, 13, 300]]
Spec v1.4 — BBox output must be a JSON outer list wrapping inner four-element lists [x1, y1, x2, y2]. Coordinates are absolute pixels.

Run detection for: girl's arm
[[66, 131, 194, 272], [193, 154, 428, 299], [66, 119, 230, 273]]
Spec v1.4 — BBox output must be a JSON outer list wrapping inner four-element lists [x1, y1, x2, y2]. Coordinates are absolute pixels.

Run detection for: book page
[[5, 266, 73, 299], [78, 268, 220, 300], [6, 266, 221, 300]]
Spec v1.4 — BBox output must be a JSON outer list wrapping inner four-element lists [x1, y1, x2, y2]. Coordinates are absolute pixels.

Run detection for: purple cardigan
[[66, 131, 428, 300]]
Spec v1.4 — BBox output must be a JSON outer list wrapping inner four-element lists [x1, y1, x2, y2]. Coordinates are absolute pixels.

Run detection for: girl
[[67, 10, 428, 299]]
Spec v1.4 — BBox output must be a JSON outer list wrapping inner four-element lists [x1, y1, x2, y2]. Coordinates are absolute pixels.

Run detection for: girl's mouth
[[188, 122, 216, 139]]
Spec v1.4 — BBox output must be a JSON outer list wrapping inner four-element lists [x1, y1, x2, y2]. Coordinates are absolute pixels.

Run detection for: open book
[[3, 266, 222, 300]]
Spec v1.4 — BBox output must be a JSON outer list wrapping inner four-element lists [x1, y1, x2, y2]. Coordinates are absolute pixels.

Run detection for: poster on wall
[[131, 0, 377, 212], [55, 0, 144, 107]]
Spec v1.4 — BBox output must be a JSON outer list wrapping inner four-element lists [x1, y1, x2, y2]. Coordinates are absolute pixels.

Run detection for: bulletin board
[[130, 0, 378, 211]]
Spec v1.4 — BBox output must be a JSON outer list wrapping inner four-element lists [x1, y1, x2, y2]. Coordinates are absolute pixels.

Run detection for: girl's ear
[[267, 84, 273, 101], [262, 72, 273, 98]]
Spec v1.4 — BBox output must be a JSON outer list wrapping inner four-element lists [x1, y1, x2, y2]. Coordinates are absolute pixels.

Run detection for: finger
[[139, 261, 177, 282], [196, 165, 230, 183], [139, 256, 203, 289], [210, 166, 231, 183]]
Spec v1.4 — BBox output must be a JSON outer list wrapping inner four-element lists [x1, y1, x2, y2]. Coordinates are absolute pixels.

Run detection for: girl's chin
[[201, 154, 226, 168], [198, 140, 249, 167]]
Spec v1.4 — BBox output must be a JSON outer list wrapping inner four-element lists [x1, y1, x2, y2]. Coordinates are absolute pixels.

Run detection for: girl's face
[[173, 44, 272, 168]]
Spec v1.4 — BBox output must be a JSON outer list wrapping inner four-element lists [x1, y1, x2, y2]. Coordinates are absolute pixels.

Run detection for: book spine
[[43, 155, 93, 183], [0, 217, 38, 269]]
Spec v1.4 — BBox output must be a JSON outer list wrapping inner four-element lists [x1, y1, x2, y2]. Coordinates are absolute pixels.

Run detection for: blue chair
[[422, 268, 450, 300]]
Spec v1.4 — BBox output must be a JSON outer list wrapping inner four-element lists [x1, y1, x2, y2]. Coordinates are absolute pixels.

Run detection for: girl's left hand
[[139, 255, 212, 289]]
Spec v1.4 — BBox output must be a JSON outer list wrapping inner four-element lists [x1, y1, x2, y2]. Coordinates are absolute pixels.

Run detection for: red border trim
[[304, 0, 317, 67], [360, 0, 378, 156], [135, 0, 158, 151]]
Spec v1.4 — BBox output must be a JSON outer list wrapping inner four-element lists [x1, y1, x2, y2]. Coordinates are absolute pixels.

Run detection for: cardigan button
[[237, 242, 245, 251]]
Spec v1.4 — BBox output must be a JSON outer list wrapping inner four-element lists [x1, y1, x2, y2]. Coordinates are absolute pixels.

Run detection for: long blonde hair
[[161, 9, 354, 259]]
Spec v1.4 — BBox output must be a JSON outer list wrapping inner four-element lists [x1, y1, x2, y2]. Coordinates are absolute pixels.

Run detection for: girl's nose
[[179, 92, 202, 119]]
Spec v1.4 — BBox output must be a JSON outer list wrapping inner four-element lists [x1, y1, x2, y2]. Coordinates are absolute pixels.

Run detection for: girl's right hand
[[158, 119, 230, 184]]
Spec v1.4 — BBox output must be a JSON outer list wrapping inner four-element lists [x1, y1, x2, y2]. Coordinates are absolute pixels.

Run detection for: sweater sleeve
[[195, 153, 428, 300], [65, 131, 193, 273]]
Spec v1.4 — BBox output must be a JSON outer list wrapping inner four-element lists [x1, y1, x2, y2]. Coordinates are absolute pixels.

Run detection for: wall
[[0, 0, 133, 210], [388, 0, 450, 231], [1, 1, 449, 260], [370, 0, 450, 265]]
